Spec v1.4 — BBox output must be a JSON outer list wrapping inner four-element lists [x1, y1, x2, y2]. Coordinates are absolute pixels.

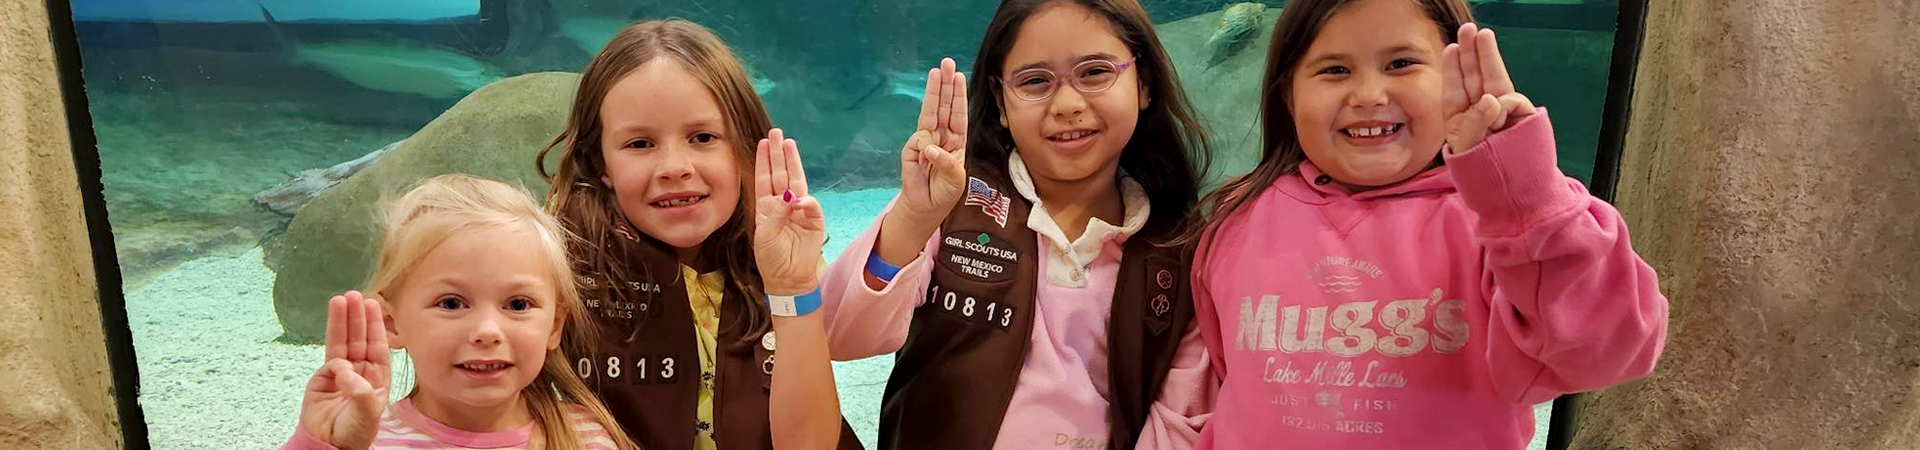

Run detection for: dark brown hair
[[968, 0, 1213, 239], [537, 19, 775, 347], [1186, 0, 1472, 244]]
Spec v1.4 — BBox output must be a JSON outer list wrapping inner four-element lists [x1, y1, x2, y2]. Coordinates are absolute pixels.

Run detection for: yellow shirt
[[682, 265, 725, 450]]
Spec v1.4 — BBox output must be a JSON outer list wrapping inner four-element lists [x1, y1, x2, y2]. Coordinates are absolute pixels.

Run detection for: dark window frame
[[1544, 0, 1650, 448], [44, 0, 150, 447]]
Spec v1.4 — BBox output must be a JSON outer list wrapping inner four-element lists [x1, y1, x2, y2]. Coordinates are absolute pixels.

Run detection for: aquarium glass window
[[65, 0, 1629, 448]]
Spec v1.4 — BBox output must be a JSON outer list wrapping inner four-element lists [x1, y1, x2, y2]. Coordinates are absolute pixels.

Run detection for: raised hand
[[896, 57, 970, 221], [1441, 23, 1539, 154], [752, 128, 827, 296], [299, 291, 391, 450]]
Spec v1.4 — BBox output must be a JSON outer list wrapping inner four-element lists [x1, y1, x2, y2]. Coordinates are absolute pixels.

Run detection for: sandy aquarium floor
[[124, 186, 1549, 450]]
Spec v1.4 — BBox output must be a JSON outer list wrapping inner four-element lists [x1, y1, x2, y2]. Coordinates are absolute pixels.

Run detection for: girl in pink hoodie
[[817, 1, 1218, 449], [1188, 0, 1668, 449]]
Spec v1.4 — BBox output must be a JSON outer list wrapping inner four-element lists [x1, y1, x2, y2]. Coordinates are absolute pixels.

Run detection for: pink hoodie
[[1192, 111, 1667, 450]]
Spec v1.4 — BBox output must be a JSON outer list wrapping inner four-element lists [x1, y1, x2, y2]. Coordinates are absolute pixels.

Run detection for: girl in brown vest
[[536, 19, 862, 450], [815, 1, 1218, 449]]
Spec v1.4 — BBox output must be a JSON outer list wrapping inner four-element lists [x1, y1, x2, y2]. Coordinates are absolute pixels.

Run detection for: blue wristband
[[866, 252, 903, 282], [768, 287, 823, 317], [795, 289, 822, 316]]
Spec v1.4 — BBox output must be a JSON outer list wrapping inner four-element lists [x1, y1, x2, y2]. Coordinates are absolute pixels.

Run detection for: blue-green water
[[71, 0, 1612, 448]]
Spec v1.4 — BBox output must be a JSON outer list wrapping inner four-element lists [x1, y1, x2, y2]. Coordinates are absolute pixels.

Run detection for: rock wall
[[1574, 0, 1920, 448], [0, 0, 124, 448]]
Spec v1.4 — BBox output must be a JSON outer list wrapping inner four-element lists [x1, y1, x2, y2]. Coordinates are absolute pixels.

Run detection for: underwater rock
[[1156, 3, 1282, 183], [265, 72, 579, 343], [1205, 3, 1268, 68], [252, 139, 402, 216]]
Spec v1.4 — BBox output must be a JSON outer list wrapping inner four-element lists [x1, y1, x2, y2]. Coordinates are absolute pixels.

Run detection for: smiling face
[[1288, 0, 1450, 189], [385, 225, 564, 421], [595, 58, 743, 251], [996, 2, 1147, 187]]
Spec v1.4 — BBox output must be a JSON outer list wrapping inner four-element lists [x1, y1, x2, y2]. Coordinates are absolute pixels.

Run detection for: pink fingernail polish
[[783, 190, 793, 202]]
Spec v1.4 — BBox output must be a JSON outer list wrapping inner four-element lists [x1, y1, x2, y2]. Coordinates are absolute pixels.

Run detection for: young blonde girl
[[817, 1, 1217, 449], [1189, 0, 1668, 448], [536, 18, 858, 450], [282, 174, 638, 450]]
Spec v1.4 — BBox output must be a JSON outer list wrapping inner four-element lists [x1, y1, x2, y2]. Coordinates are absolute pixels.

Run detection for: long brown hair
[[537, 18, 776, 347], [968, 0, 1213, 239], [1185, 0, 1472, 244], [368, 175, 638, 450]]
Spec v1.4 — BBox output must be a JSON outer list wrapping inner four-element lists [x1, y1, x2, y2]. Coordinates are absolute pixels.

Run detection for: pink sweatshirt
[[280, 399, 618, 450], [820, 160, 1215, 450], [1191, 111, 1667, 450]]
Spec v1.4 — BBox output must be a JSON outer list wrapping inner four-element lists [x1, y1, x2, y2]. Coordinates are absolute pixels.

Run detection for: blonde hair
[[365, 174, 639, 450]]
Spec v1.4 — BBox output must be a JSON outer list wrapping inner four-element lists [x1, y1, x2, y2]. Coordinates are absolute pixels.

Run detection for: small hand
[[752, 128, 827, 295], [897, 57, 969, 221], [1442, 23, 1538, 153], [298, 291, 391, 450]]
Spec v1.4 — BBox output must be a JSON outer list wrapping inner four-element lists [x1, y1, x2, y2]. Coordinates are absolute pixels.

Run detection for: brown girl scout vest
[[879, 161, 1195, 450], [578, 234, 863, 450]]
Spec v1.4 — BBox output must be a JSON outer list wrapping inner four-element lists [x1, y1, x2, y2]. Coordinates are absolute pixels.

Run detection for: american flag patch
[[963, 177, 1012, 227]]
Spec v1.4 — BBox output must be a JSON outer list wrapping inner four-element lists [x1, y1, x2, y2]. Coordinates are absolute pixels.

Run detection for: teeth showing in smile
[[1343, 124, 1403, 138], [1049, 130, 1095, 140], [652, 196, 705, 208], [460, 363, 508, 371]]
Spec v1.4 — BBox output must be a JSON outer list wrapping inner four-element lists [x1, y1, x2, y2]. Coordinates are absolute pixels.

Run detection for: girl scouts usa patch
[[939, 230, 1019, 283]]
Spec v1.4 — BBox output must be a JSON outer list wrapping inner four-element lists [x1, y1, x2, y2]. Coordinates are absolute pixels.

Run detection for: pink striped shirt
[[280, 399, 619, 450]]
